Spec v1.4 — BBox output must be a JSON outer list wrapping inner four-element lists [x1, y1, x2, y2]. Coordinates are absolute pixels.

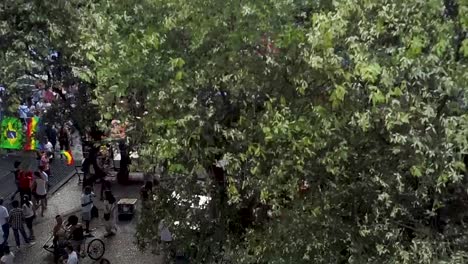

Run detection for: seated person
[[53, 215, 67, 264], [66, 215, 85, 255]]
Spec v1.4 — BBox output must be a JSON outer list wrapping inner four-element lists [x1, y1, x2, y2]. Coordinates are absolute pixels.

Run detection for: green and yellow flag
[[0, 117, 24, 149]]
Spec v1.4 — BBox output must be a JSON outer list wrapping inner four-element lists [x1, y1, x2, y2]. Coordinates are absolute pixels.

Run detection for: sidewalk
[[8, 175, 162, 264], [0, 131, 83, 200]]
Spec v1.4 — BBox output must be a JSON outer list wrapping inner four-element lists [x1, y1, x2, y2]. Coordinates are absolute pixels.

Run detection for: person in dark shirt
[[10, 161, 22, 201], [8, 200, 34, 248], [58, 127, 70, 160], [45, 124, 57, 152]]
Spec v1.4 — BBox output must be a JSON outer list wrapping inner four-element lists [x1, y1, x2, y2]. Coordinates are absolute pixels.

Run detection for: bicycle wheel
[[100, 258, 111, 264], [87, 238, 106, 260]]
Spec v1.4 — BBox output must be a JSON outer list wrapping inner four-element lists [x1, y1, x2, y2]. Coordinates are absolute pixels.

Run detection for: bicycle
[[43, 228, 106, 261]]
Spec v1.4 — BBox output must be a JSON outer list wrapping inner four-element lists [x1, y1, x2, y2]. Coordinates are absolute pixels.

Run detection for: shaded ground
[[8, 175, 162, 264], [0, 132, 82, 200]]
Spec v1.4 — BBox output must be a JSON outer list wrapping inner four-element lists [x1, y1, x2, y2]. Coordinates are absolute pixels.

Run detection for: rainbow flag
[[61, 150, 74, 166], [24, 116, 40, 151], [0, 117, 24, 149]]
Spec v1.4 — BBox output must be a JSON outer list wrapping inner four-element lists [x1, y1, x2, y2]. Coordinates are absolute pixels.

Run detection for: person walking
[[81, 186, 95, 234], [40, 151, 51, 177], [0, 246, 14, 264], [45, 124, 57, 151], [103, 190, 117, 237], [81, 153, 91, 190], [22, 196, 35, 241], [0, 199, 9, 246], [59, 127, 70, 157], [17, 171, 32, 204], [157, 219, 173, 254], [10, 161, 21, 201], [32, 171, 47, 217], [8, 200, 34, 249], [38, 166, 49, 207], [140, 181, 153, 207]]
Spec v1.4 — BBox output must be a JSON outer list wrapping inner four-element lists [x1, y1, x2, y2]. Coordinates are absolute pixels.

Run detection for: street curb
[[49, 168, 77, 195], [32, 207, 82, 226], [29, 171, 81, 226], [4, 167, 76, 205]]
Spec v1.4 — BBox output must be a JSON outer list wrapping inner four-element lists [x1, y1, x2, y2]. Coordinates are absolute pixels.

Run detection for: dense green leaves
[[53, 0, 468, 263]]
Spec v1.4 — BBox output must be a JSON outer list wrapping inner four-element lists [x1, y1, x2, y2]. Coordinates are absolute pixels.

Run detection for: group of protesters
[[19, 80, 78, 122], [0, 79, 121, 263]]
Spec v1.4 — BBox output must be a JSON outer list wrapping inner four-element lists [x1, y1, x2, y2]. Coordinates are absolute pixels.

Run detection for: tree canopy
[[3, 0, 468, 263]]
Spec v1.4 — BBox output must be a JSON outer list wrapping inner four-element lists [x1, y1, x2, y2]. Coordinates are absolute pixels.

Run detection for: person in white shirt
[[81, 186, 95, 234], [22, 195, 35, 240], [44, 139, 54, 154], [44, 137, 55, 162], [0, 198, 9, 244], [64, 245, 78, 264], [29, 104, 36, 115], [35, 100, 44, 112], [0, 246, 14, 264], [32, 172, 47, 217]]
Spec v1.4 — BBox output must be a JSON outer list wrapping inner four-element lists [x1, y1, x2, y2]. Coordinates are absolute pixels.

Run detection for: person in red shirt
[[18, 171, 32, 205], [43, 87, 55, 103]]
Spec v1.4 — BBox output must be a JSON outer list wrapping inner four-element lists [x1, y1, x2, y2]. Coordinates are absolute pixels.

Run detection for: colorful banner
[[61, 150, 74, 166], [24, 116, 40, 151], [0, 117, 24, 149]]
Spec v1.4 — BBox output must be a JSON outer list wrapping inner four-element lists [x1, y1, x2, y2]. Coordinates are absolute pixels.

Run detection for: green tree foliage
[[0, 0, 99, 132], [81, 0, 467, 263]]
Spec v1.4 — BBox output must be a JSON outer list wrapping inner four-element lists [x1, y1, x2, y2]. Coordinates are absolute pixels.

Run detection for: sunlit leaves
[[75, 0, 468, 263], [357, 62, 382, 83]]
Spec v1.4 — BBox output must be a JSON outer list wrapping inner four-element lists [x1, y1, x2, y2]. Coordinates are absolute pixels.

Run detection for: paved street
[[8, 175, 161, 264], [0, 131, 159, 263], [0, 132, 82, 200]]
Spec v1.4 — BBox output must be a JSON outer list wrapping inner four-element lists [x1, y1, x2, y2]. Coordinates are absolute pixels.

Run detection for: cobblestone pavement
[[8, 176, 162, 264]]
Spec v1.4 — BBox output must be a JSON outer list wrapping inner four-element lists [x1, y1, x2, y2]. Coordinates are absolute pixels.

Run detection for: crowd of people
[[49, 186, 117, 264], [0, 165, 119, 264], [18, 80, 78, 123], [0, 79, 118, 263]]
